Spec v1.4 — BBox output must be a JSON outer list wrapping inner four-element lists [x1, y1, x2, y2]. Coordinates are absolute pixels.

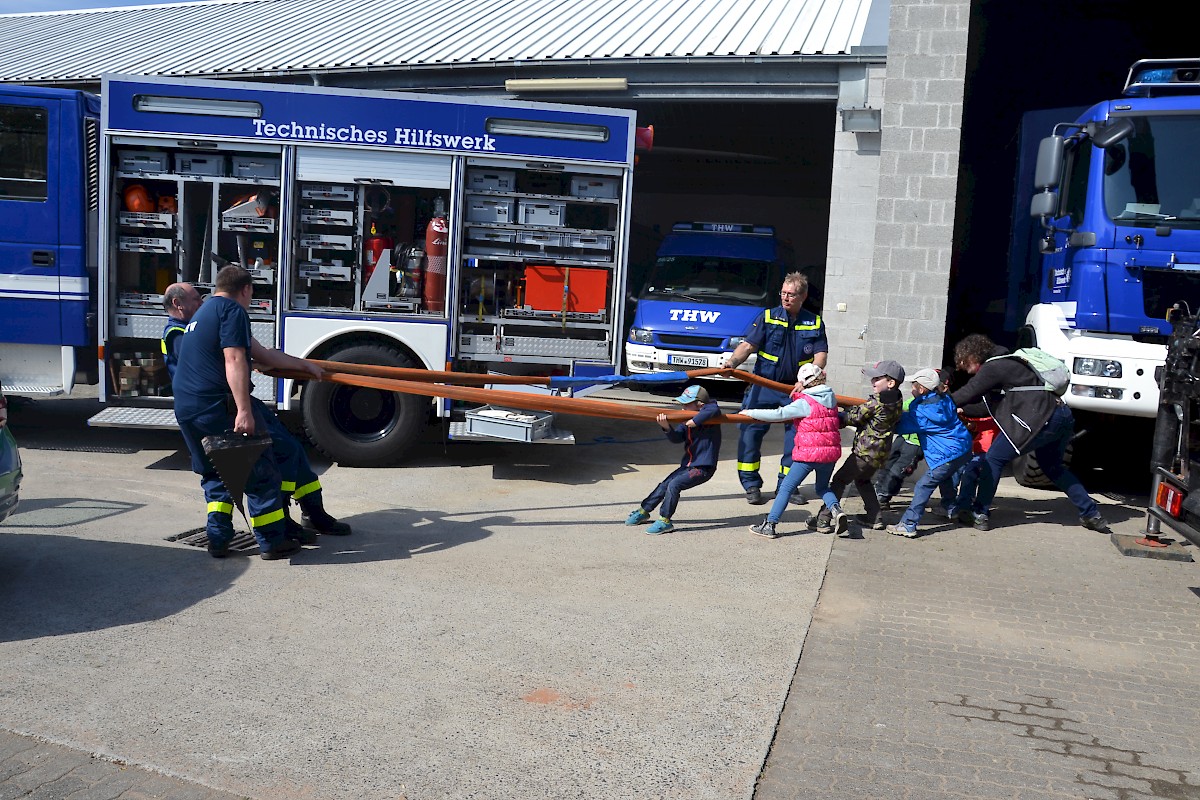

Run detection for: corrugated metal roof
[[0, 0, 878, 84]]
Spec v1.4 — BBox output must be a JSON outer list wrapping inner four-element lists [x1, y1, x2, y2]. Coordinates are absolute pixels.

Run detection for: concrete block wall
[[823, 63, 886, 397], [858, 0, 971, 386]]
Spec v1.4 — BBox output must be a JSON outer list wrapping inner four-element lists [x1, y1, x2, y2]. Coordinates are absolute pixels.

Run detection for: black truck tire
[[1012, 444, 1073, 490], [302, 343, 426, 467]]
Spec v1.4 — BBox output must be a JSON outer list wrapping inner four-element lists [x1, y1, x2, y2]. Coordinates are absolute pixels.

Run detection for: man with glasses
[[723, 273, 829, 504]]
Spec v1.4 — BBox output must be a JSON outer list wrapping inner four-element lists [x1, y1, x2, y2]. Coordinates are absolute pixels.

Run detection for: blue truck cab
[[625, 222, 794, 376], [0, 85, 99, 397]]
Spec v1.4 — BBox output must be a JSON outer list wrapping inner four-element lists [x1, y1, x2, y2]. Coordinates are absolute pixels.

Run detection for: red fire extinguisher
[[423, 198, 448, 312], [363, 221, 393, 285]]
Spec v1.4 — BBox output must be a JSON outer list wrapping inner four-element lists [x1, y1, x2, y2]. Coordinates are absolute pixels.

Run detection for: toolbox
[[569, 176, 619, 199], [518, 200, 565, 227], [522, 265, 608, 313], [466, 169, 516, 192], [465, 406, 554, 442], [466, 196, 514, 224], [117, 150, 168, 174], [467, 227, 516, 255], [174, 152, 225, 177], [231, 155, 281, 179]]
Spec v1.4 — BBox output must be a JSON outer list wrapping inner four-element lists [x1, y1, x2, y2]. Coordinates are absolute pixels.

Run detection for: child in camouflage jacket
[[809, 360, 905, 536]]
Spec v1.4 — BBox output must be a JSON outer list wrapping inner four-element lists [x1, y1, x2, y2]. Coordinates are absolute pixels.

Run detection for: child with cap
[[740, 363, 842, 539], [808, 359, 905, 536], [886, 368, 973, 538], [624, 384, 722, 535]]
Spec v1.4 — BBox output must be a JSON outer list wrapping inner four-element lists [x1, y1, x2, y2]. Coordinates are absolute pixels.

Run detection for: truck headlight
[[629, 328, 653, 344], [1073, 357, 1122, 378], [728, 336, 745, 348], [1070, 384, 1123, 400]]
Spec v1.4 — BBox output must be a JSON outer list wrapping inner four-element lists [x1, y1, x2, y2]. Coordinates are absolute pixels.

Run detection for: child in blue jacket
[[886, 368, 972, 538], [625, 384, 721, 535]]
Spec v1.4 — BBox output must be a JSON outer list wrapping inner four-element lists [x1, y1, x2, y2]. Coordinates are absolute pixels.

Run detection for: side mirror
[[1030, 189, 1059, 219], [1033, 136, 1064, 191], [1091, 117, 1135, 149]]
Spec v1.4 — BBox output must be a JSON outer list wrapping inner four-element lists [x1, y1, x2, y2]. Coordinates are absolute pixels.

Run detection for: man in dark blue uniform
[[723, 272, 829, 504], [162, 282, 203, 380], [174, 266, 338, 559], [164, 279, 351, 542]]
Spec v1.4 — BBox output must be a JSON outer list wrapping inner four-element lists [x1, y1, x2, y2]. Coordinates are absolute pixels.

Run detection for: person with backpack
[[950, 334, 1111, 534]]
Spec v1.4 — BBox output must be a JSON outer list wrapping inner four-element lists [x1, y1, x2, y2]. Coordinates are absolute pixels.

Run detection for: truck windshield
[[638, 255, 772, 305], [1103, 114, 1200, 229]]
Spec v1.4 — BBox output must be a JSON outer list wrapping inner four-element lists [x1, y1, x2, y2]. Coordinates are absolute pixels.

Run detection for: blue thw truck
[[0, 75, 640, 465], [624, 222, 796, 377], [1007, 58, 1200, 482]]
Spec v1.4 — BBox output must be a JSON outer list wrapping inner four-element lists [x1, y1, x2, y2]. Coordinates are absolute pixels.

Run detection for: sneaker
[[832, 507, 850, 537], [260, 538, 303, 561], [886, 524, 918, 539], [625, 508, 651, 526], [855, 514, 886, 531], [745, 488, 765, 505], [749, 519, 779, 539], [207, 538, 231, 559], [972, 513, 991, 532], [286, 516, 319, 545], [646, 518, 674, 535], [877, 496, 893, 512], [301, 512, 352, 536], [806, 515, 834, 534], [1081, 514, 1112, 534]]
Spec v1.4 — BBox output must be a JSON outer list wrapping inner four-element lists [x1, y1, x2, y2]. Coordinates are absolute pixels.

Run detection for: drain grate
[[166, 526, 260, 555]]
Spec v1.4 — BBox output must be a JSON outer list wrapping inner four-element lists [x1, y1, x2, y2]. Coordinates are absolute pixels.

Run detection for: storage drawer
[[299, 232, 354, 250], [466, 196, 514, 224], [466, 168, 516, 192], [174, 152, 225, 177], [467, 227, 516, 255], [518, 200, 565, 227], [301, 184, 357, 201], [563, 233, 613, 252], [118, 235, 173, 253], [569, 176, 619, 199], [118, 211, 173, 229], [231, 156, 281, 179], [117, 150, 168, 174], [516, 231, 563, 251], [300, 208, 355, 226], [299, 262, 353, 281]]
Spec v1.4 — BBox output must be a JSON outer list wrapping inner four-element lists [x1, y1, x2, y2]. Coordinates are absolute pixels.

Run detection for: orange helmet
[[157, 195, 177, 214], [123, 184, 154, 213]]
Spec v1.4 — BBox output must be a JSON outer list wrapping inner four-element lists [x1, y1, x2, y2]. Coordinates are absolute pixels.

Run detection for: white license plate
[[668, 354, 709, 367]]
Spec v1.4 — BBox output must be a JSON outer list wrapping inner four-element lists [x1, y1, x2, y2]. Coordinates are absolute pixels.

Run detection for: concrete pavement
[[2, 390, 1197, 799]]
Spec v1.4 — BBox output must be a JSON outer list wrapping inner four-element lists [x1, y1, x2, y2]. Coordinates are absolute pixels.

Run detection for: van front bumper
[[624, 343, 754, 380]]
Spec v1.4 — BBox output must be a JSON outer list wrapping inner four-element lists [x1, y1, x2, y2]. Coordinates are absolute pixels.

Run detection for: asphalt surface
[[1, 388, 1196, 799]]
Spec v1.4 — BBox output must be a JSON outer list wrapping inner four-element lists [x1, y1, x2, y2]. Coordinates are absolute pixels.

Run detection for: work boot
[[207, 538, 231, 559], [745, 488, 765, 505], [260, 538, 302, 561], [286, 515, 318, 545], [301, 510, 352, 536]]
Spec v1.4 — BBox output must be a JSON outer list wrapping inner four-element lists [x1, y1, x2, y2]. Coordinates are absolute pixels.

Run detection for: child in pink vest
[[741, 363, 842, 539]]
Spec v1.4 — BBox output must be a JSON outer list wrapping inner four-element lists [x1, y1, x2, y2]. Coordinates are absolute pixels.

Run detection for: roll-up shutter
[[295, 147, 451, 188]]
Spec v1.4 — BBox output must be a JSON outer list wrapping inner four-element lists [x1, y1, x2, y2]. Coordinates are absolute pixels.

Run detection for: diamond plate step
[[87, 405, 180, 430]]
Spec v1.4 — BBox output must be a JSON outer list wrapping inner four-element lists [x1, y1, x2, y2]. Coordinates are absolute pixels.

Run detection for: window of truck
[[638, 255, 772, 306], [0, 104, 48, 201], [1103, 114, 1200, 229]]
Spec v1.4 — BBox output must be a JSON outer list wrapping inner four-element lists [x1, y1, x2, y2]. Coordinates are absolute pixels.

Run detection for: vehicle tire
[[1012, 443, 1073, 490], [302, 343, 426, 467]]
